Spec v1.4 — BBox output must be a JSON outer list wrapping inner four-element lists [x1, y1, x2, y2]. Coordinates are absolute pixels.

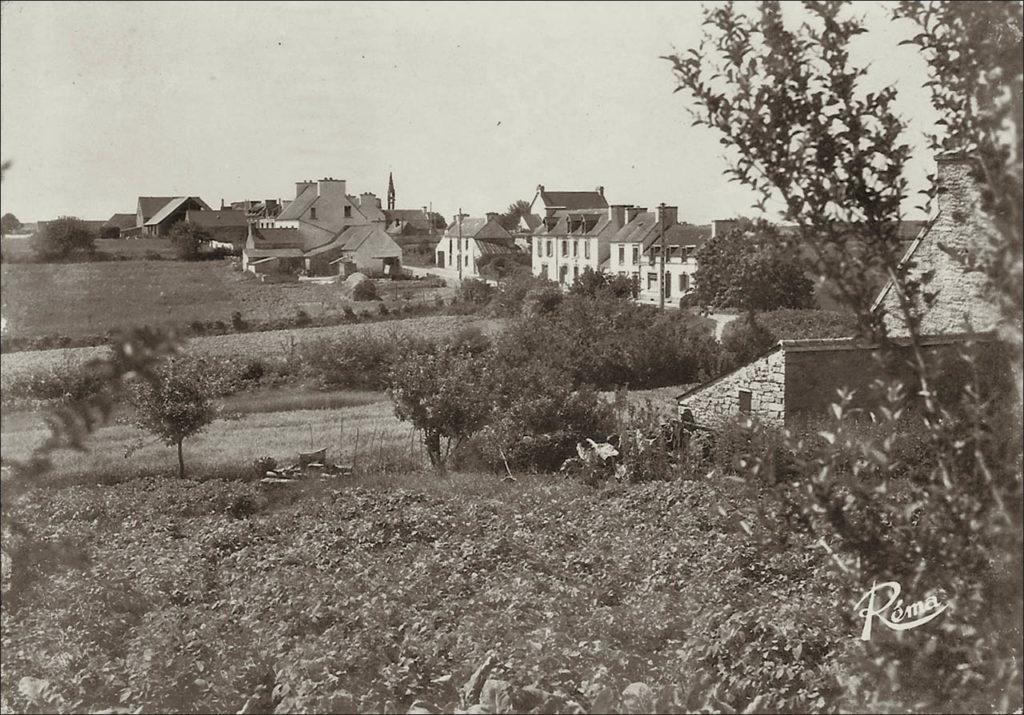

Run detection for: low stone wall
[[679, 348, 786, 427]]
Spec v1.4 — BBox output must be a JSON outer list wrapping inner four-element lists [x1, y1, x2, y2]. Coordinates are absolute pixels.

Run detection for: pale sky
[[0, 1, 938, 224]]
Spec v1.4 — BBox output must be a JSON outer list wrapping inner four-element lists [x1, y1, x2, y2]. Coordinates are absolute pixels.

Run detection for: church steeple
[[387, 172, 396, 211]]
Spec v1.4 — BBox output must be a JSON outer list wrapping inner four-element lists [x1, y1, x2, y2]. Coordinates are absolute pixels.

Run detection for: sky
[[0, 1, 939, 224]]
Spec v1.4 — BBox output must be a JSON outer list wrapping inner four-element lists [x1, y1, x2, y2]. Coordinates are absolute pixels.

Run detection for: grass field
[[0, 236, 179, 262], [0, 314, 505, 390], [0, 258, 452, 342], [0, 387, 419, 484]]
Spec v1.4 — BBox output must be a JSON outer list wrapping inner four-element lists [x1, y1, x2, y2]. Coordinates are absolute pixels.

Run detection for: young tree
[[693, 219, 816, 313], [128, 357, 216, 478], [31, 216, 95, 260], [1, 212, 22, 235], [387, 342, 493, 468], [169, 221, 211, 260]]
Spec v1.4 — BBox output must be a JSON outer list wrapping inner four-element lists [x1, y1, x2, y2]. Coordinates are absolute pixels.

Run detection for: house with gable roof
[[532, 205, 634, 286], [675, 152, 1011, 428], [133, 196, 212, 236], [529, 184, 609, 219], [434, 213, 517, 277], [241, 176, 403, 277], [607, 206, 715, 306]]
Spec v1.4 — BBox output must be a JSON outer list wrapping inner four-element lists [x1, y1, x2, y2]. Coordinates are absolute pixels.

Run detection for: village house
[[608, 207, 720, 307], [131, 196, 212, 237], [241, 176, 403, 277], [532, 205, 634, 286], [434, 213, 516, 278], [677, 152, 1009, 427], [529, 184, 609, 219], [229, 198, 286, 223]]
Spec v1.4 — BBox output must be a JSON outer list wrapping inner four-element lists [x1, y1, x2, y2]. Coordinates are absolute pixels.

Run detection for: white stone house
[[434, 213, 518, 278], [532, 205, 633, 286]]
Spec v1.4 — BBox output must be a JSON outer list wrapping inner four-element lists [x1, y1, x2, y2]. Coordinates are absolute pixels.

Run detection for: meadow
[[0, 257, 452, 343], [0, 314, 503, 393]]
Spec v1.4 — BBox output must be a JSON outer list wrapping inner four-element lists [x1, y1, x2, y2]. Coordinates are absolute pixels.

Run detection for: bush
[[295, 309, 311, 327], [719, 317, 777, 372], [351, 279, 379, 301], [457, 278, 494, 306], [143, 250, 164, 261], [231, 311, 248, 331], [169, 221, 210, 261], [31, 217, 95, 260]]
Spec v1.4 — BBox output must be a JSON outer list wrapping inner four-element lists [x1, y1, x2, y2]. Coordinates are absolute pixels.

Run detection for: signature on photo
[[856, 581, 948, 641]]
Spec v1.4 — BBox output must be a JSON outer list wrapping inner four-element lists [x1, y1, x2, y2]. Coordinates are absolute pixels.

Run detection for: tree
[[570, 267, 638, 299], [476, 252, 531, 280], [1, 212, 22, 235], [692, 219, 815, 314], [31, 216, 95, 260], [667, 2, 1022, 710], [128, 357, 216, 478], [98, 224, 120, 239], [387, 341, 493, 468], [169, 221, 211, 260], [499, 199, 533, 231]]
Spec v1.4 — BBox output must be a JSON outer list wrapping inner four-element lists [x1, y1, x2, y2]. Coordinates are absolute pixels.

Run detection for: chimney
[[220, 198, 225, 210], [536, 184, 545, 194], [486, 211, 500, 223], [655, 204, 678, 227], [711, 219, 738, 238], [317, 177, 347, 202], [360, 192, 381, 209], [608, 204, 628, 227], [626, 206, 645, 224], [596, 186, 605, 198], [295, 180, 315, 198]]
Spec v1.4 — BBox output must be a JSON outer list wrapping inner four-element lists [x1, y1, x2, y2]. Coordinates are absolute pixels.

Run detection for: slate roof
[[107, 213, 136, 229], [138, 197, 175, 221], [519, 213, 543, 231], [144, 197, 211, 226], [444, 217, 512, 241], [337, 224, 403, 257], [538, 190, 608, 211], [248, 226, 305, 249], [476, 239, 520, 255], [276, 184, 319, 220], [610, 212, 712, 250], [185, 209, 247, 228]]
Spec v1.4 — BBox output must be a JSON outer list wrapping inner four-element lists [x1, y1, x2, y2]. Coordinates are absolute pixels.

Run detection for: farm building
[[330, 224, 403, 276], [678, 151, 1011, 427], [138, 196, 212, 236], [184, 208, 248, 249]]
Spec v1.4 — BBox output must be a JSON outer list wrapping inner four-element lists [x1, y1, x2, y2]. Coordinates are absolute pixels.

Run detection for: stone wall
[[678, 348, 786, 427], [882, 155, 1001, 336]]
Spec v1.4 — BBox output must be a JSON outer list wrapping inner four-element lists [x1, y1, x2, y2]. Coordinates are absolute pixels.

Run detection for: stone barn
[[676, 334, 995, 427]]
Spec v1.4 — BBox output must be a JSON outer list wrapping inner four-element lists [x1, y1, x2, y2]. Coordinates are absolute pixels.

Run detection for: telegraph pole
[[457, 208, 463, 281], [658, 203, 666, 310]]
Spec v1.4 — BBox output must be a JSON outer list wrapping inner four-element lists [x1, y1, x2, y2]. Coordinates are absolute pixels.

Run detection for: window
[[344, 206, 352, 218], [546, 240, 553, 257], [310, 207, 317, 220], [618, 245, 625, 264], [738, 389, 752, 415], [647, 272, 657, 290], [540, 263, 548, 276], [679, 273, 689, 292], [632, 246, 639, 264], [561, 240, 568, 257], [664, 274, 671, 299], [573, 266, 579, 282], [559, 265, 568, 284], [464, 255, 469, 267], [584, 240, 591, 259], [572, 240, 578, 257]]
